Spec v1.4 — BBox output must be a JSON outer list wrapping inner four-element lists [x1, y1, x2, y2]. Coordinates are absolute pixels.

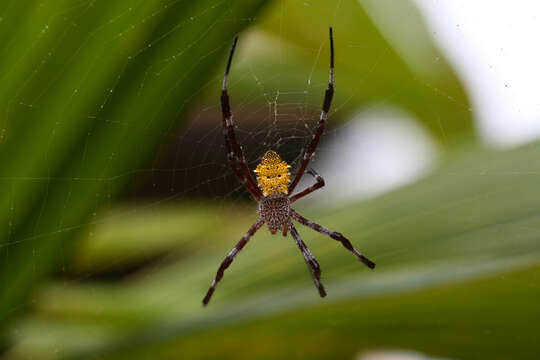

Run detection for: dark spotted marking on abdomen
[[258, 194, 291, 234]]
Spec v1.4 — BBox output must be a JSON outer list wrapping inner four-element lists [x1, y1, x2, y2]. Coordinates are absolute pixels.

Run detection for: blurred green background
[[1, 0, 539, 359]]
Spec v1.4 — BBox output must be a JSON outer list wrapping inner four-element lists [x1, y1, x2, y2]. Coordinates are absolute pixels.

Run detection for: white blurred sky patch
[[315, 1, 540, 203], [302, 107, 438, 205], [416, 0, 540, 146]]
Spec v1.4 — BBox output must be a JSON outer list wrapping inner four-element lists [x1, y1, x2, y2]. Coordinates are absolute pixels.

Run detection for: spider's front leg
[[220, 35, 262, 201], [288, 28, 334, 194], [203, 219, 265, 306]]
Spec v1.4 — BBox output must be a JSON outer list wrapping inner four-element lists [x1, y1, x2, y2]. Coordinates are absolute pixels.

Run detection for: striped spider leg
[[289, 223, 327, 297], [291, 210, 375, 269], [289, 168, 325, 203], [203, 219, 265, 306], [288, 27, 334, 194], [203, 28, 374, 306], [221, 35, 262, 200]]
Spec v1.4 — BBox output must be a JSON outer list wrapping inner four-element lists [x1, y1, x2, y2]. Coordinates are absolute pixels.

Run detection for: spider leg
[[288, 28, 334, 194], [221, 36, 262, 200], [203, 219, 265, 306], [292, 210, 375, 269], [289, 223, 327, 297], [223, 129, 261, 200], [290, 168, 325, 203]]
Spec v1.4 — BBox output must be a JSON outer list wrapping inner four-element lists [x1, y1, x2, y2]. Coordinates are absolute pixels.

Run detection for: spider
[[203, 28, 375, 306]]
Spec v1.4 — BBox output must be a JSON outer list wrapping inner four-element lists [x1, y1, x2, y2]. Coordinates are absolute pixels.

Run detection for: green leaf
[[0, 0, 270, 330], [7, 139, 540, 359], [0, 1, 518, 358]]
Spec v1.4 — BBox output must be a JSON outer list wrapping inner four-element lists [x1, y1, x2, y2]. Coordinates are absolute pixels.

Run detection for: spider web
[[2, 0, 540, 358], [0, 0, 341, 329]]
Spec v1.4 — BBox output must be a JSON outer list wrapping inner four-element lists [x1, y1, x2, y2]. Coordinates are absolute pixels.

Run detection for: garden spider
[[203, 28, 375, 306]]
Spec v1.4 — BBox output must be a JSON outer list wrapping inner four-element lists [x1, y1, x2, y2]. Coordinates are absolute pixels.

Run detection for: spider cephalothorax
[[254, 150, 291, 196], [203, 28, 375, 307]]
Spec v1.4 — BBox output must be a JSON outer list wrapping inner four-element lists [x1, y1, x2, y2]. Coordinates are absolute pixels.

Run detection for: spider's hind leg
[[289, 223, 326, 297], [203, 219, 265, 306], [292, 210, 375, 269]]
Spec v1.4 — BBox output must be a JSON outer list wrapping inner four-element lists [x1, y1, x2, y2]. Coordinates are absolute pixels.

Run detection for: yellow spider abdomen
[[254, 150, 291, 196]]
